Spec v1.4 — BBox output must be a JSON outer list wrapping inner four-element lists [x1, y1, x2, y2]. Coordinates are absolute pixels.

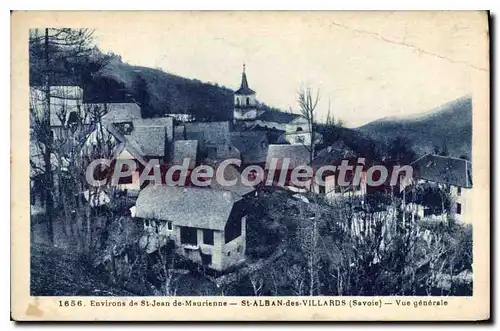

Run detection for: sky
[[93, 11, 487, 127]]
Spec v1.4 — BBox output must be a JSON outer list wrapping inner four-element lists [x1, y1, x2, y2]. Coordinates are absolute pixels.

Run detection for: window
[[227, 251, 231, 257], [246, 97, 250, 106], [236, 98, 240, 106], [296, 127, 303, 132], [180, 227, 198, 245], [457, 187, 462, 196], [203, 229, 214, 245], [167, 221, 173, 231], [456, 203, 462, 215]]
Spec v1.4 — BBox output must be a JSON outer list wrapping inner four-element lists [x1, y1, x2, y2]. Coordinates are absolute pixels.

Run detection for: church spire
[[240, 63, 249, 89], [235, 63, 255, 95]]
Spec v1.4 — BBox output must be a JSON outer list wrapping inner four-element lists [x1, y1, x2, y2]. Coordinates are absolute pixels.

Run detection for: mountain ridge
[[356, 97, 472, 159]]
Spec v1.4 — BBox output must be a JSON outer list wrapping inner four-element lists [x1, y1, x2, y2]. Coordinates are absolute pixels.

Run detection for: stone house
[[252, 111, 299, 131], [310, 143, 367, 200], [279, 116, 323, 146], [185, 121, 238, 161], [30, 85, 85, 140], [106, 116, 199, 191], [135, 185, 249, 271], [265, 144, 310, 187], [230, 131, 269, 166], [410, 154, 473, 224]]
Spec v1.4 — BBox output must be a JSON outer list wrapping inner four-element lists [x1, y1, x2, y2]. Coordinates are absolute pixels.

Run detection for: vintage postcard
[[11, 11, 490, 321]]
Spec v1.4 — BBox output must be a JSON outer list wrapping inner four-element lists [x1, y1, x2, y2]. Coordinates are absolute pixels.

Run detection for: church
[[233, 64, 322, 146], [233, 64, 259, 121]]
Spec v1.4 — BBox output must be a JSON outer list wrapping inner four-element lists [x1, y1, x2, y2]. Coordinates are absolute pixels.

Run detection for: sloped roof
[[210, 163, 256, 197], [230, 131, 268, 164], [106, 124, 147, 165], [265, 144, 310, 169], [411, 154, 473, 188], [135, 185, 241, 230], [235, 71, 255, 96], [107, 117, 175, 160], [126, 126, 166, 157], [256, 111, 299, 124], [289, 116, 309, 125], [185, 121, 230, 146], [133, 117, 174, 141], [172, 140, 198, 167], [311, 141, 357, 168], [99, 103, 142, 126]]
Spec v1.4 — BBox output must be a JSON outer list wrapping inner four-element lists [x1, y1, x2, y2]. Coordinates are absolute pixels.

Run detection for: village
[[29, 29, 473, 297]]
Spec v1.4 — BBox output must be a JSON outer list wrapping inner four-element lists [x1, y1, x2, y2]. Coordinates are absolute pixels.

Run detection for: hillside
[[316, 124, 382, 162], [31, 244, 134, 296], [357, 97, 472, 159], [84, 56, 235, 121]]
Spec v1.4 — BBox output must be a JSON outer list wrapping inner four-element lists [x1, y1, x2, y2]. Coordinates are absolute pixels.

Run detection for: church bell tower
[[234, 64, 257, 122]]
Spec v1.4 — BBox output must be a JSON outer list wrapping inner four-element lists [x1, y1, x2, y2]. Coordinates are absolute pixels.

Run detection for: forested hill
[[356, 97, 472, 159], [84, 55, 235, 121], [31, 50, 288, 121]]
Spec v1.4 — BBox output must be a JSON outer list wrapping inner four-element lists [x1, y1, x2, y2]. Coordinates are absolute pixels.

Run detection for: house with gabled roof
[[253, 110, 299, 131], [30, 85, 91, 140], [209, 162, 257, 198], [185, 121, 238, 161], [278, 116, 323, 146], [135, 185, 249, 271], [106, 115, 200, 191], [310, 143, 367, 200], [230, 131, 269, 166], [99, 102, 142, 126], [265, 144, 310, 188], [410, 154, 473, 223]]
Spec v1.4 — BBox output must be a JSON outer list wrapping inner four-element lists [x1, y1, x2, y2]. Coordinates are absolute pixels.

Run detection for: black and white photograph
[[10, 10, 490, 321]]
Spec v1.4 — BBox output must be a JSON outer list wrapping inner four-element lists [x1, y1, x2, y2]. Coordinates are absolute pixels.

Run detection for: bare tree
[[249, 273, 264, 296], [29, 28, 109, 246], [296, 200, 322, 296], [297, 88, 320, 166]]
